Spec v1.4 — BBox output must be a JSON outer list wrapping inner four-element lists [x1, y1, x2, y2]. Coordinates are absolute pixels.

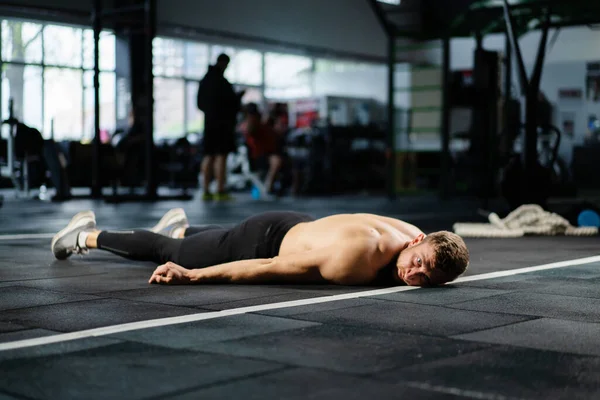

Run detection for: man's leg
[[183, 225, 224, 237], [164, 225, 225, 239], [201, 155, 215, 199], [150, 208, 223, 239], [214, 154, 227, 193], [265, 154, 283, 193], [91, 227, 231, 269], [214, 154, 232, 200], [85, 229, 182, 264], [52, 211, 232, 269]]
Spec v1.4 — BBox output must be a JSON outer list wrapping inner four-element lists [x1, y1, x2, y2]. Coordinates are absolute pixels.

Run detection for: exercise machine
[[1, 99, 74, 202], [0, 99, 46, 199], [0, 99, 20, 194], [501, 123, 573, 209], [224, 141, 271, 200]]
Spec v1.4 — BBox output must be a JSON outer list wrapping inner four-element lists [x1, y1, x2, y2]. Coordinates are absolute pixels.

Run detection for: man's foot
[[202, 193, 213, 201], [51, 211, 96, 260], [150, 208, 189, 238], [214, 192, 234, 201]]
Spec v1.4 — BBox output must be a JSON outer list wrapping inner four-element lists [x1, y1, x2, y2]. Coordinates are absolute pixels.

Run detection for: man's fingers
[[153, 264, 169, 275], [149, 274, 171, 284], [149, 264, 173, 284]]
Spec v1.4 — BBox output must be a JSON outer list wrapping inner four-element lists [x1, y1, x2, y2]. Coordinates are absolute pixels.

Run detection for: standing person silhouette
[[197, 53, 244, 201]]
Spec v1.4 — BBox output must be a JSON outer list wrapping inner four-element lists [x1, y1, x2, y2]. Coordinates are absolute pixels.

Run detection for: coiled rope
[[453, 204, 598, 238]]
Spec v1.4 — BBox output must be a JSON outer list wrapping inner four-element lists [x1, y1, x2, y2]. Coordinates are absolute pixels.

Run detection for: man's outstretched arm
[[149, 239, 377, 285]]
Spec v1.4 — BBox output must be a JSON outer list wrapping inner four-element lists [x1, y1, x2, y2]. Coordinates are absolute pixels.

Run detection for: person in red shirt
[[238, 103, 284, 194]]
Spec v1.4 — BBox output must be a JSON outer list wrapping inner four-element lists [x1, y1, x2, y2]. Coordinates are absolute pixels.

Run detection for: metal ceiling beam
[[530, 10, 550, 93], [502, 0, 528, 94], [367, 0, 395, 37]]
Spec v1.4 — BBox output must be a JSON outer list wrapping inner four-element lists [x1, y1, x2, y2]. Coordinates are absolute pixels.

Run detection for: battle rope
[[453, 204, 599, 238]]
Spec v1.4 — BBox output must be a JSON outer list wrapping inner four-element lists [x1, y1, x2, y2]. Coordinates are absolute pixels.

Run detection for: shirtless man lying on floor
[[51, 208, 469, 287]]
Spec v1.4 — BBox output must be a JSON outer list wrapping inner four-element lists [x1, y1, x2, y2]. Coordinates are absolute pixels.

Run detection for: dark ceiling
[[375, 0, 600, 40]]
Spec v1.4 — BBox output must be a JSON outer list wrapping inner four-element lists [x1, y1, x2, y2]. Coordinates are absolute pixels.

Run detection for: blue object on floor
[[251, 186, 261, 200], [578, 209, 600, 227]]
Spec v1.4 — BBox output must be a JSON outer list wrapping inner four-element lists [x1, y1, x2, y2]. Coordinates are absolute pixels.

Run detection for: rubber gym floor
[[0, 192, 599, 400]]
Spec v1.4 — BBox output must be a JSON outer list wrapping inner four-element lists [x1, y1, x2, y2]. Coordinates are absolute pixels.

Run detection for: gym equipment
[[1, 99, 78, 201], [219, 137, 271, 200], [501, 0, 554, 207], [447, 46, 501, 202], [578, 210, 600, 228], [1, 99, 19, 192], [501, 123, 572, 210], [1, 99, 46, 198], [453, 204, 598, 238]]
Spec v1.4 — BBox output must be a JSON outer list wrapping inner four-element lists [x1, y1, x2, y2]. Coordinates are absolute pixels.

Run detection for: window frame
[[0, 18, 117, 141]]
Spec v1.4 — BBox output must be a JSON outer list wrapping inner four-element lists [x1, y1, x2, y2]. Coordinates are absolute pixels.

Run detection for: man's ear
[[409, 233, 426, 246]]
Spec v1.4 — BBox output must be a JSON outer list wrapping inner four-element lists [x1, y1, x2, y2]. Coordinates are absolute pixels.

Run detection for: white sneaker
[[150, 208, 189, 238], [51, 211, 96, 260]]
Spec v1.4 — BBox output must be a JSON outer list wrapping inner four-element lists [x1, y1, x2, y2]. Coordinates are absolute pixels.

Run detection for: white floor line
[[1, 254, 600, 352]]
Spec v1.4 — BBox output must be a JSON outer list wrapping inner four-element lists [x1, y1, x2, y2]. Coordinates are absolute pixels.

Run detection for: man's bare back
[[280, 213, 424, 257], [275, 213, 432, 284]]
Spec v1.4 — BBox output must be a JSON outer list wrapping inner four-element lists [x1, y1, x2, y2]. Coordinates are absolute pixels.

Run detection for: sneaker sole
[[150, 208, 188, 233], [51, 211, 96, 260]]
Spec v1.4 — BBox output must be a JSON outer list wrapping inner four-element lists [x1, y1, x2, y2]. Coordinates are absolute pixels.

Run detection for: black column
[[387, 36, 396, 199], [504, 29, 512, 132], [144, 0, 156, 198], [440, 35, 451, 199], [91, 0, 102, 198]]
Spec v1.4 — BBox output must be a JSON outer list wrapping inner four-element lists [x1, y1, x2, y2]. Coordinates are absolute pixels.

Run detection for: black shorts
[[179, 211, 315, 268], [203, 119, 236, 155]]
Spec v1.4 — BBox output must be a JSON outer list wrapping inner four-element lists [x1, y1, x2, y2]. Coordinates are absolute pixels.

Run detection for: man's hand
[[149, 262, 192, 285]]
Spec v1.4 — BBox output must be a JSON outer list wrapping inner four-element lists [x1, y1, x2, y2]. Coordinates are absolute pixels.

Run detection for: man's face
[[395, 235, 447, 286]]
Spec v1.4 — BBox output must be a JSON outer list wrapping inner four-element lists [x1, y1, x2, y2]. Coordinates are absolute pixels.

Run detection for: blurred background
[[0, 0, 599, 219]]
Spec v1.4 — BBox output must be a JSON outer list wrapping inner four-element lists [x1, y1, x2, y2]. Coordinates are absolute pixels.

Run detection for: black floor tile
[[0, 286, 101, 311], [260, 284, 369, 295], [452, 318, 600, 357], [461, 274, 564, 290], [0, 259, 106, 283], [528, 278, 600, 299], [199, 324, 492, 374], [284, 300, 533, 336], [105, 285, 312, 308], [530, 263, 600, 280], [0, 337, 122, 362], [0, 328, 58, 344], [0, 341, 285, 400], [0, 391, 22, 399], [448, 292, 600, 323], [14, 269, 158, 294], [109, 314, 320, 349], [199, 292, 338, 311], [169, 367, 461, 400], [368, 285, 512, 306], [375, 346, 600, 400], [0, 298, 201, 332], [255, 298, 382, 317], [0, 322, 27, 334]]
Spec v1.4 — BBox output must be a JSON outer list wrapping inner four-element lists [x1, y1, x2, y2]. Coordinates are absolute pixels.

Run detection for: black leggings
[[96, 211, 314, 269]]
